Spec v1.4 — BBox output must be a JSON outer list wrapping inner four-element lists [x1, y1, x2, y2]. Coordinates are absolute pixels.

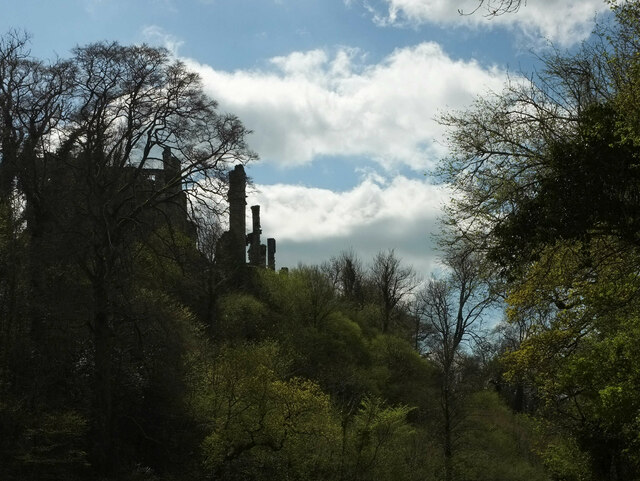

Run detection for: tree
[[0, 31, 74, 371], [370, 250, 417, 334], [324, 249, 366, 304], [458, 0, 526, 16], [417, 248, 494, 481], [438, 2, 640, 277], [0, 37, 256, 476], [60, 42, 254, 474], [502, 238, 640, 479], [438, 3, 640, 479], [189, 341, 340, 481], [0, 31, 73, 202], [343, 397, 416, 481]]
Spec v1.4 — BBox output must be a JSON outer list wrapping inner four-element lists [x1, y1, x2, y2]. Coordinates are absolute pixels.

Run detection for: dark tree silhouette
[[0, 37, 256, 475], [60, 42, 254, 473]]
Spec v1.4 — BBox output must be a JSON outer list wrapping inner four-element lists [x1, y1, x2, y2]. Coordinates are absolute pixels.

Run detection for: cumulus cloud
[[362, 0, 607, 47], [247, 174, 450, 275], [184, 43, 507, 170]]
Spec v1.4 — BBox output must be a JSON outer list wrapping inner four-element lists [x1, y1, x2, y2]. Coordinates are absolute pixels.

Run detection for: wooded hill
[[1, 2, 640, 480]]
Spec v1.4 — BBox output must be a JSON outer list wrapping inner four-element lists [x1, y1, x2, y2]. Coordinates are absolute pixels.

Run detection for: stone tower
[[248, 205, 263, 266], [162, 146, 181, 189], [216, 164, 280, 276], [267, 238, 276, 270], [228, 165, 247, 266]]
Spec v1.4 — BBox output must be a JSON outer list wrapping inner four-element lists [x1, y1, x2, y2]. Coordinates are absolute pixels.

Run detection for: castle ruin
[[217, 164, 277, 274]]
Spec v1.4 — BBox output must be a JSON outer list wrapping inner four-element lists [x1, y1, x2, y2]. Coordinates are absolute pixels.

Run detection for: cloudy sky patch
[[364, 0, 608, 47], [187, 42, 507, 170], [0, 0, 609, 275], [247, 174, 449, 273]]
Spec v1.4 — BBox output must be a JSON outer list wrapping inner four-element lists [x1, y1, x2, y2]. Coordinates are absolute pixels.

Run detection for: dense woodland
[[1, 2, 640, 480]]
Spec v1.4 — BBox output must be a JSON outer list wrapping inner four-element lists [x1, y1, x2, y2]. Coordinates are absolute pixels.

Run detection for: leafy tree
[[455, 391, 548, 481], [255, 267, 375, 406], [367, 334, 438, 424], [438, 2, 640, 277], [439, 4, 640, 479], [188, 341, 340, 481], [342, 397, 416, 481], [503, 238, 640, 479]]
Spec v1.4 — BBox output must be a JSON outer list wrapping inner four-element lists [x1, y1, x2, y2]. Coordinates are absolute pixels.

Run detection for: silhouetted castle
[[35, 150, 276, 281]]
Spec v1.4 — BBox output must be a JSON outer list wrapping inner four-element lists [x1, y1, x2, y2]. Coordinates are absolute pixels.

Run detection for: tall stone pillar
[[228, 165, 247, 266], [260, 244, 267, 267], [267, 238, 276, 270], [248, 205, 262, 266]]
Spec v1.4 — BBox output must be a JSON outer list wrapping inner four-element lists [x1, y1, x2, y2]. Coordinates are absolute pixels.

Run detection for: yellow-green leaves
[[189, 341, 339, 479], [502, 237, 640, 475]]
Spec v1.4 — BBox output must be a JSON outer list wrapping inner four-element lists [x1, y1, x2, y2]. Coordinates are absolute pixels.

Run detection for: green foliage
[[533, 421, 593, 481], [503, 239, 640, 478], [455, 391, 549, 481], [368, 335, 437, 414], [490, 103, 640, 269], [343, 397, 417, 481], [291, 311, 375, 403], [216, 292, 272, 339], [257, 265, 337, 330], [439, 4, 640, 480], [188, 341, 340, 480], [0, 407, 89, 481]]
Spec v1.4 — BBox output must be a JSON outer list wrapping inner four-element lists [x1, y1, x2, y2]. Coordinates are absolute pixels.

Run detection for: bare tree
[[458, 0, 526, 17], [297, 264, 338, 328], [324, 249, 366, 304], [417, 248, 494, 481], [196, 213, 224, 326], [0, 32, 76, 413], [0, 31, 74, 202], [370, 249, 417, 334]]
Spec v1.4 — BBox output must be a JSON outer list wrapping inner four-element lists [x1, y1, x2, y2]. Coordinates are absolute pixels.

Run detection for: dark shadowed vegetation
[[1, 2, 640, 479]]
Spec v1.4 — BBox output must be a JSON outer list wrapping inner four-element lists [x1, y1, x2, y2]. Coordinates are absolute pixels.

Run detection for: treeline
[[2, 2, 640, 480], [0, 194, 546, 481], [0, 31, 541, 480]]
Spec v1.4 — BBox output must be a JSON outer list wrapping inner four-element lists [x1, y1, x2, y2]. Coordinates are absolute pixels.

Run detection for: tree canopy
[[3, 3, 640, 480], [440, 2, 640, 479]]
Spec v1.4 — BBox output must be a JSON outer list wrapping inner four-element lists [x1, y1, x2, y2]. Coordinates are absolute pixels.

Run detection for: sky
[[0, 0, 611, 276]]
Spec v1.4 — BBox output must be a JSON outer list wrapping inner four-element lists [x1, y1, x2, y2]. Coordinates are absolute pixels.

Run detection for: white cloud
[[365, 0, 607, 47], [185, 43, 507, 170], [247, 174, 450, 275], [141, 25, 184, 55]]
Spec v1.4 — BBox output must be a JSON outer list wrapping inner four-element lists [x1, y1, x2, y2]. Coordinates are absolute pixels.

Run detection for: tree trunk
[[92, 270, 115, 475], [443, 384, 453, 481], [382, 304, 391, 333]]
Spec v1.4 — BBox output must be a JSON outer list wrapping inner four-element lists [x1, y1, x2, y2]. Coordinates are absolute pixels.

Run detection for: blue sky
[[0, 0, 610, 275]]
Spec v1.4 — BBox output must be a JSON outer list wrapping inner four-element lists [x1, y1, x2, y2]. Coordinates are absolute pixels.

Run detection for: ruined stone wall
[[216, 164, 280, 275]]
